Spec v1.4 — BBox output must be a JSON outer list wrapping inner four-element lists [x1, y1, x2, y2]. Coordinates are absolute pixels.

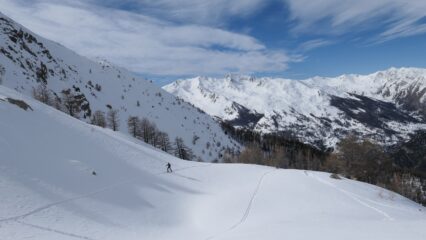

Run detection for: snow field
[[0, 86, 425, 240]]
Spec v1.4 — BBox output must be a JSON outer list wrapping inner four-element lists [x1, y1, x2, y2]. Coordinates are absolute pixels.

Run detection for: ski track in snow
[[0, 177, 139, 223], [307, 172, 394, 221], [205, 169, 277, 240], [16, 220, 96, 240], [172, 172, 201, 182], [0, 164, 212, 224]]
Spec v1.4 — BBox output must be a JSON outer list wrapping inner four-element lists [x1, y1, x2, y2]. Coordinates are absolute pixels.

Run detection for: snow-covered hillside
[[164, 69, 426, 147], [0, 12, 238, 161], [1, 85, 426, 240]]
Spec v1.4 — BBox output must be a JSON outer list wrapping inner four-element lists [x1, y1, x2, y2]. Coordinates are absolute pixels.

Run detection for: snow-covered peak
[[164, 68, 426, 148]]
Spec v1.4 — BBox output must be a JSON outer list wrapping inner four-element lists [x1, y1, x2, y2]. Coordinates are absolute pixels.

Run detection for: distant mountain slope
[[1, 85, 425, 240], [391, 130, 426, 177], [164, 69, 426, 148], [0, 12, 239, 161]]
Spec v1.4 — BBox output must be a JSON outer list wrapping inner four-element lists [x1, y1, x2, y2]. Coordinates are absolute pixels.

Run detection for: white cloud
[[284, 0, 426, 41], [0, 0, 291, 77], [4, 0, 423, 79], [94, 0, 267, 26], [298, 39, 332, 52]]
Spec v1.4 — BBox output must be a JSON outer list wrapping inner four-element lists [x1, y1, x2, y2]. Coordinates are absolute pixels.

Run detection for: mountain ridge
[[0, 12, 239, 161], [164, 67, 426, 148]]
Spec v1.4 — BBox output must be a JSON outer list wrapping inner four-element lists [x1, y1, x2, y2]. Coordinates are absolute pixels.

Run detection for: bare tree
[[61, 90, 81, 118], [328, 135, 393, 184], [32, 84, 51, 105], [0, 64, 5, 84], [269, 146, 288, 168], [223, 147, 238, 163], [107, 109, 119, 131], [36, 62, 48, 84], [140, 118, 156, 143], [91, 110, 106, 128], [127, 116, 140, 138], [174, 137, 193, 160], [238, 144, 263, 165], [52, 96, 62, 111], [150, 124, 161, 147], [157, 131, 172, 153]]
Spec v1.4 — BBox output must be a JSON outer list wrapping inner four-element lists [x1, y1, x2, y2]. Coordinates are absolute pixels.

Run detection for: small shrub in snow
[[330, 173, 341, 180], [32, 84, 51, 105], [192, 135, 200, 145]]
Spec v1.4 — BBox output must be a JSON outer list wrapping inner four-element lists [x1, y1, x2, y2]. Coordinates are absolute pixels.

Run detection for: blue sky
[[1, 0, 426, 85]]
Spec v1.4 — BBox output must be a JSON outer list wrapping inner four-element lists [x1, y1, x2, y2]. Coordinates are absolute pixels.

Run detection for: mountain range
[[164, 69, 426, 148]]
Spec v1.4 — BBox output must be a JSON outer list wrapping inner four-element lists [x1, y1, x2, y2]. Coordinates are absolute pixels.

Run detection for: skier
[[166, 162, 173, 173]]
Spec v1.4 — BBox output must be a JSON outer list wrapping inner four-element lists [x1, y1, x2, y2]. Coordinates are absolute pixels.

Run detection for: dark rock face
[[330, 93, 420, 132], [0, 16, 67, 84], [219, 91, 425, 150], [6, 97, 32, 111], [225, 102, 264, 128], [395, 85, 426, 119]]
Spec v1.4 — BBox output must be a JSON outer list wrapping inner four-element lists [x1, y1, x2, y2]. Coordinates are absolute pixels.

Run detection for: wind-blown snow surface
[[1, 86, 426, 240], [0, 12, 238, 161], [164, 70, 426, 147]]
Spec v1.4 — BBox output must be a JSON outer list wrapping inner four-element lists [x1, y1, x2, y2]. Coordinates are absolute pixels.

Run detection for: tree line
[[126, 115, 194, 160], [221, 121, 426, 206], [33, 83, 194, 161], [33, 84, 91, 119], [323, 134, 425, 205], [221, 121, 328, 170]]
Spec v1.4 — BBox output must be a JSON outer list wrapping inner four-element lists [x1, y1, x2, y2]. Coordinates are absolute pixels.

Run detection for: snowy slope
[[0, 12, 239, 161], [164, 70, 426, 147], [1, 85, 426, 240]]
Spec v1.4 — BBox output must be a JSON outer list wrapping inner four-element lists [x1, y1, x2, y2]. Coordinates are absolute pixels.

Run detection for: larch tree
[[174, 137, 193, 160], [107, 108, 120, 131], [92, 110, 107, 128], [158, 131, 172, 153], [127, 116, 140, 138]]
